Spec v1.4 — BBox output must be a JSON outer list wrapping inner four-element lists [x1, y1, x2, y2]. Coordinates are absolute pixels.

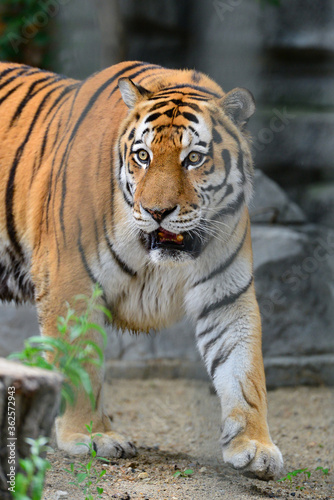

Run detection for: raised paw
[[57, 430, 137, 458], [220, 417, 283, 480]]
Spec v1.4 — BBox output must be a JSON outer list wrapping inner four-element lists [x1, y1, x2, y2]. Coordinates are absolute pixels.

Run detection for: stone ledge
[[105, 355, 334, 388]]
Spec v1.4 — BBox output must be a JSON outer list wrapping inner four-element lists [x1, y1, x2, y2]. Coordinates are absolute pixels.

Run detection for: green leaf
[[85, 421, 94, 433], [76, 472, 88, 483], [19, 458, 34, 476], [315, 466, 329, 475], [95, 304, 112, 320]]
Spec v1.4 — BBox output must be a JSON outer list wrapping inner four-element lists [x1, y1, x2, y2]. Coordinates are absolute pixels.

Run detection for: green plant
[[9, 285, 109, 413], [277, 468, 311, 484], [12, 437, 52, 500], [173, 468, 194, 478], [277, 466, 330, 489], [8, 287, 110, 498], [64, 421, 109, 500], [315, 466, 329, 476]]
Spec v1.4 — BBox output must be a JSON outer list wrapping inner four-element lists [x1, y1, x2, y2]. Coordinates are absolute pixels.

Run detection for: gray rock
[[261, 0, 334, 52], [252, 224, 334, 357], [250, 170, 306, 223], [250, 110, 334, 181], [299, 182, 334, 229], [0, 304, 39, 358]]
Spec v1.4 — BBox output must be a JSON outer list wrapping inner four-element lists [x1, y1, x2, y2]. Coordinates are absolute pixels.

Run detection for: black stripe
[[155, 83, 221, 98], [77, 218, 100, 286], [197, 323, 218, 339], [203, 161, 215, 175], [187, 96, 210, 102], [145, 112, 161, 123], [128, 127, 136, 139], [179, 102, 201, 112], [110, 144, 116, 236], [219, 119, 240, 146], [5, 85, 64, 257], [0, 83, 24, 106], [237, 151, 245, 183], [148, 90, 209, 101], [202, 322, 233, 361], [0, 67, 32, 93], [117, 146, 133, 208], [198, 276, 253, 320], [216, 184, 234, 206], [42, 83, 79, 122], [32, 88, 74, 185], [202, 177, 227, 194], [150, 101, 170, 111], [212, 128, 222, 144], [96, 128, 108, 179], [222, 149, 232, 179], [181, 111, 199, 123], [9, 76, 57, 126], [219, 120, 247, 185], [214, 191, 245, 220], [0, 66, 26, 80], [194, 222, 248, 286], [103, 216, 137, 277], [210, 341, 238, 379]]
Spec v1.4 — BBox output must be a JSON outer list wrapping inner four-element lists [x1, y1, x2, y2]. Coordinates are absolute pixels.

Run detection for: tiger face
[[117, 77, 255, 263]]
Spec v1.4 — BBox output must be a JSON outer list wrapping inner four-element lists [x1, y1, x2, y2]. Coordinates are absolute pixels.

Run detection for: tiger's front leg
[[194, 282, 283, 479], [186, 221, 284, 480], [35, 274, 137, 459]]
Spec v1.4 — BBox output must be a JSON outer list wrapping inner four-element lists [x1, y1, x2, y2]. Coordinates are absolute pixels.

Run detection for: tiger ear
[[221, 88, 255, 128], [118, 78, 152, 109]]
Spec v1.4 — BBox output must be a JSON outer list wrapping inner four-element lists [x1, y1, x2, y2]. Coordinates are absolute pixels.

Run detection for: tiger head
[[117, 74, 255, 263]]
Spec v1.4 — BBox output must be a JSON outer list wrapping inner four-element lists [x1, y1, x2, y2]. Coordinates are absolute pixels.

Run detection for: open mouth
[[140, 227, 204, 257]]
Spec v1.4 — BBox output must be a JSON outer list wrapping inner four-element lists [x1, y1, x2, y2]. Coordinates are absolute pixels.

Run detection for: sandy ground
[[43, 380, 334, 500]]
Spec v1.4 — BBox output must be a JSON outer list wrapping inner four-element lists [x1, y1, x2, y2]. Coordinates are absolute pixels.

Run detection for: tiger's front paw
[[220, 417, 283, 480], [57, 430, 137, 458]]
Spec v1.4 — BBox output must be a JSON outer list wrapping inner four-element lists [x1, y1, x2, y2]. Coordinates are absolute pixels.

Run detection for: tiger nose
[[143, 206, 177, 224]]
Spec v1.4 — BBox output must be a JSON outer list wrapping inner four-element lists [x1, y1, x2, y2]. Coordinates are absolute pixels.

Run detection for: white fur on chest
[[96, 249, 189, 332]]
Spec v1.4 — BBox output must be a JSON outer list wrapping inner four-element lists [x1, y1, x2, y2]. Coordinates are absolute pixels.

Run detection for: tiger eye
[[188, 152, 202, 164], [138, 149, 149, 162]]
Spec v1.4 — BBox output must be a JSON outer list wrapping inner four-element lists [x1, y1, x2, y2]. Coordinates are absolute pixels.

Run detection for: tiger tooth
[[177, 234, 184, 242]]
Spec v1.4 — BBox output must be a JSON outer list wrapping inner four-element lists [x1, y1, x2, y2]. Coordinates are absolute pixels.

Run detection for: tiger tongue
[[157, 228, 184, 244]]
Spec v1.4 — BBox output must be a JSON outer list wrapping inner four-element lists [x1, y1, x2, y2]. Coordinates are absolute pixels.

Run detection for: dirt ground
[[42, 380, 334, 500]]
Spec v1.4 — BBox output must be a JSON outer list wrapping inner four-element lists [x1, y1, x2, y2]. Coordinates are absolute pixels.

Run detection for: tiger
[[0, 60, 283, 479]]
